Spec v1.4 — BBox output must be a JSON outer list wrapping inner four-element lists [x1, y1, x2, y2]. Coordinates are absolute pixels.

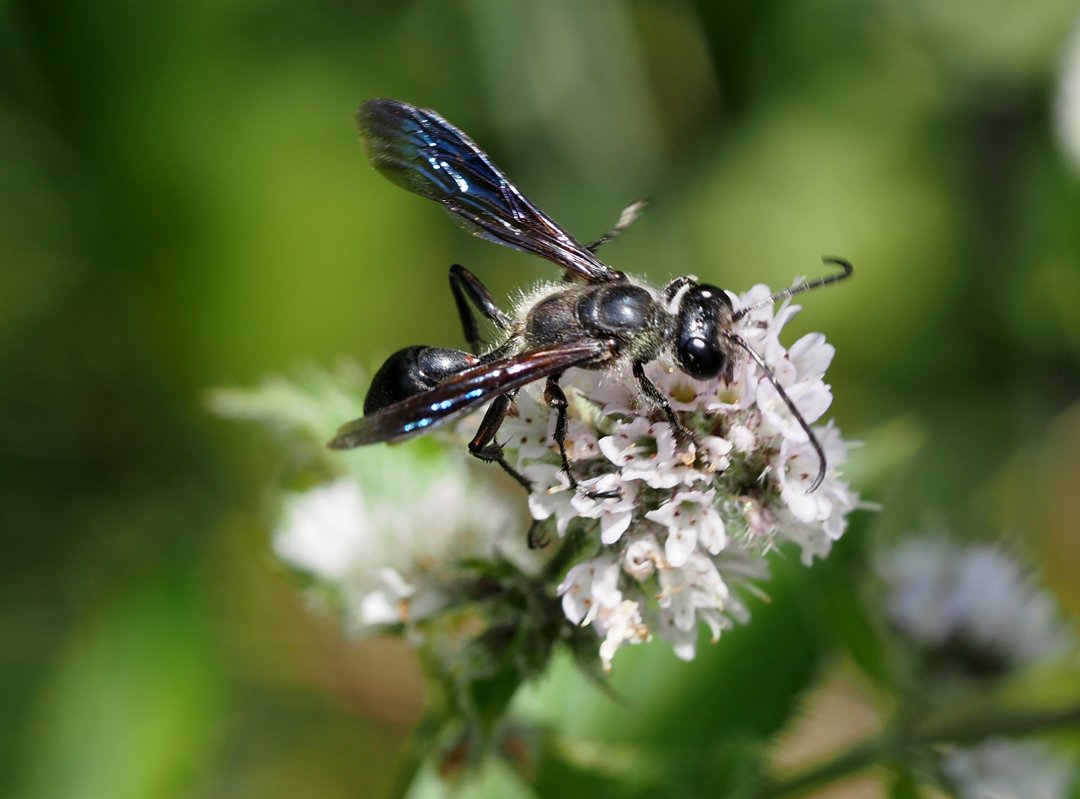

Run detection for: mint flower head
[[275, 473, 521, 633], [942, 738, 1075, 799], [876, 535, 1072, 677], [490, 282, 860, 668]]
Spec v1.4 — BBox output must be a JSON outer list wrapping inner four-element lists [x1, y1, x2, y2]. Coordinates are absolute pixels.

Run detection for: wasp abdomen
[[364, 345, 478, 415]]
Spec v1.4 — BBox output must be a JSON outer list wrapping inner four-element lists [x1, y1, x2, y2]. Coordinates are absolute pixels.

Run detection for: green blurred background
[[3, 0, 1080, 796]]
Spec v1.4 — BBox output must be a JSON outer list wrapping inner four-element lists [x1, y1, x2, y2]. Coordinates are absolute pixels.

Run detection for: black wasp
[[329, 99, 852, 509]]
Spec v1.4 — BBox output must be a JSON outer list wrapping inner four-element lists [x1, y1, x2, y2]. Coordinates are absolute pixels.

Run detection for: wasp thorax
[[577, 284, 657, 338]]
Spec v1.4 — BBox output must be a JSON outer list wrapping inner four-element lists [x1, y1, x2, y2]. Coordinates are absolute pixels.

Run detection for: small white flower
[[498, 389, 557, 462], [570, 473, 639, 539], [598, 600, 651, 670], [558, 556, 622, 626], [787, 332, 835, 382], [728, 423, 757, 453], [524, 463, 578, 538], [623, 534, 664, 581], [599, 416, 698, 489], [658, 552, 730, 632], [655, 553, 742, 661], [756, 378, 832, 443], [877, 536, 1071, 674], [942, 738, 1075, 799], [645, 489, 726, 567], [774, 424, 856, 564], [777, 436, 833, 521], [360, 568, 415, 626]]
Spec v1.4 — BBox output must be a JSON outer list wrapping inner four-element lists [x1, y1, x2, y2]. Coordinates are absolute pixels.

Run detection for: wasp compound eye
[[674, 284, 730, 379], [678, 335, 726, 379]]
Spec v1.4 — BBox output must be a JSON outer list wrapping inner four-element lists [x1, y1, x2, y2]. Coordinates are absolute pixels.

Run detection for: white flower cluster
[[942, 738, 1075, 799], [275, 469, 521, 635], [1055, 17, 1080, 174], [497, 284, 859, 668], [877, 536, 1071, 674]]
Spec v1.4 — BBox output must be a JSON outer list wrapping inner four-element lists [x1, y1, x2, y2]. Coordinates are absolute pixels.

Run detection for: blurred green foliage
[[2, 0, 1079, 796]]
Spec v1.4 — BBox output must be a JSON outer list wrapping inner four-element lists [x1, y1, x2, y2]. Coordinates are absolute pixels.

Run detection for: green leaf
[[532, 731, 768, 799], [604, 557, 827, 751], [888, 767, 925, 799], [468, 658, 529, 739], [405, 755, 538, 799], [803, 523, 895, 688], [531, 740, 660, 799]]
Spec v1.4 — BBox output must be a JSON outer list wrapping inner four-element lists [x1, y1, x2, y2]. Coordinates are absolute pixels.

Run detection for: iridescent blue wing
[[327, 339, 612, 448], [358, 99, 621, 283]]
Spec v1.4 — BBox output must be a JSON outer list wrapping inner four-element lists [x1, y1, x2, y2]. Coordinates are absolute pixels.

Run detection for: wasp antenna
[[586, 198, 649, 253], [725, 334, 827, 492], [732, 257, 853, 322]]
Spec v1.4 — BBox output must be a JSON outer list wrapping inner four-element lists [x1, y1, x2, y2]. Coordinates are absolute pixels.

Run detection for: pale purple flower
[[877, 535, 1071, 674], [942, 738, 1074, 799]]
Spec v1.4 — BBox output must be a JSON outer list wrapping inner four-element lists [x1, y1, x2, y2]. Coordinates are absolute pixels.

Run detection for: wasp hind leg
[[467, 391, 535, 495], [449, 264, 511, 355], [468, 391, 557, 550]]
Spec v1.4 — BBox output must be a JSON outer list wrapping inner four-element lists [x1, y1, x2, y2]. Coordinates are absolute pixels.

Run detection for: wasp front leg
[[632, 361, 701, 454]]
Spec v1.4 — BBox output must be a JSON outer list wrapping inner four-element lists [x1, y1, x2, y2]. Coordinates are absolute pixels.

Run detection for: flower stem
[[761, 739, 885, 798], [762, 701, 1080, 798], [918, 703, 1080, 745]]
